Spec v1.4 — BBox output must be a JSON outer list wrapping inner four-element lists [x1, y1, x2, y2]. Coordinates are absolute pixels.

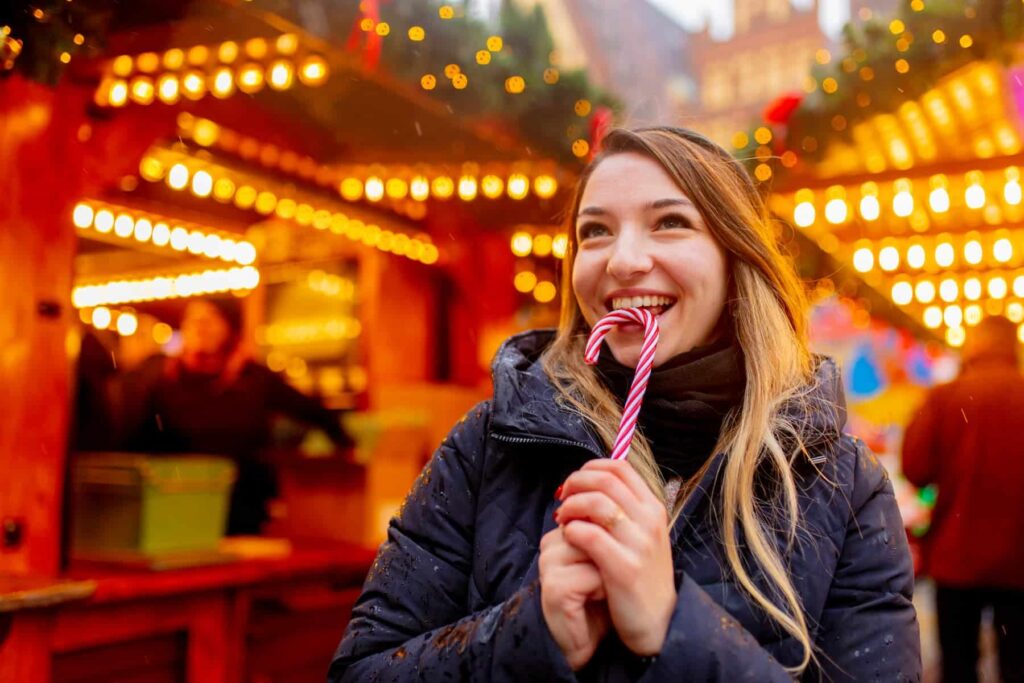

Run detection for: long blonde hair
[[542, 127, 818, 673]]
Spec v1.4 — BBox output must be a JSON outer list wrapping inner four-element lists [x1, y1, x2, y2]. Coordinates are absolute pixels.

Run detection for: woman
[[121, 298, 352, 535], [329, 127, 921, 680]]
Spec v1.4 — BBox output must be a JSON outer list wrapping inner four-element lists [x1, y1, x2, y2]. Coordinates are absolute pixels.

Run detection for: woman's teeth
[[610, 295, 676, 312]]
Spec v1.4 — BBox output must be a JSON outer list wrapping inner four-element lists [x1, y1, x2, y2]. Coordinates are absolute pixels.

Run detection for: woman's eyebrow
[[577, 206, 607, 217], [648, 198, 694, 210]]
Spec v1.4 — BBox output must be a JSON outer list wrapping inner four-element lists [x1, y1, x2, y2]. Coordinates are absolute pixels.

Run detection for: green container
[[72, 453, 237, 558]]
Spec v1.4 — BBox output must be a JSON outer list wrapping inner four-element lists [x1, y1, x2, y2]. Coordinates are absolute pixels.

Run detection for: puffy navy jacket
[[329, 330, 921, 681]]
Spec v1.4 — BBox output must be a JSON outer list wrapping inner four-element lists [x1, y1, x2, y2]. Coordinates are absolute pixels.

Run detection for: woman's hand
[[539, 524, 611, 670], [555, 458, 677, 656]]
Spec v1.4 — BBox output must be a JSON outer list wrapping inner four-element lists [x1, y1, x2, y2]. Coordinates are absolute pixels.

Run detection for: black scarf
[[595, 333, 746, 480]]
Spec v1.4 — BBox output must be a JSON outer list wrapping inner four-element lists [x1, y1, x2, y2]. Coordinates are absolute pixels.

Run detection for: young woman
[[329, 127, 921, 681]]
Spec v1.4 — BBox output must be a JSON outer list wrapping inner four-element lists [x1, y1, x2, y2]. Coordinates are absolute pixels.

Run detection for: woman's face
[[572, 152, 730, 367], [180, 301, 232, 355]]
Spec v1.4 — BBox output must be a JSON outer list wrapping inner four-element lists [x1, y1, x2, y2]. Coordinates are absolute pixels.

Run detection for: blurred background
[[1, 0, 1021, 680]]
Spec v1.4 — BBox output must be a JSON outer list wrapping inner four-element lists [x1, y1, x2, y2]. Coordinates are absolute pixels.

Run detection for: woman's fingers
[[556, 490, 634, 540], [581, 459, 658, 508], [561, 519, 638, 587], [559, 467, 642, 518]]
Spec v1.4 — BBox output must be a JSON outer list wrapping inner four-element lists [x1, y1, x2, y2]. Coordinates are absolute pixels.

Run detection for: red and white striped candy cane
[[583, 307, 660, 460]]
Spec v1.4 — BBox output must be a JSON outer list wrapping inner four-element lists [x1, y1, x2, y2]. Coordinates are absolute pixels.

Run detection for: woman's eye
[[656, 214, 691, 230], [577, 223, 610, 240]]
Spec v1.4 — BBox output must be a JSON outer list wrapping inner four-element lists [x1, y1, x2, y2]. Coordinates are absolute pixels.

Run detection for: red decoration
[[762, 92, 802, 126], [345, 0, 383, 71], [588, 105, 613, 160]]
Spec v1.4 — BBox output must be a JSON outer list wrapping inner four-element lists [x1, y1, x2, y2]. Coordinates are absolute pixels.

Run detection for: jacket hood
[[489, 328, 847, 460]]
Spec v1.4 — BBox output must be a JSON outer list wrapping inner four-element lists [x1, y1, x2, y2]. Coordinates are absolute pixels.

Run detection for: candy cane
[[583, 307, 660, 460]]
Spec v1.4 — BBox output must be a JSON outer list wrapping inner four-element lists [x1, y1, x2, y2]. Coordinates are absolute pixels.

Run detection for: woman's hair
[[541, 126, 818, 673]]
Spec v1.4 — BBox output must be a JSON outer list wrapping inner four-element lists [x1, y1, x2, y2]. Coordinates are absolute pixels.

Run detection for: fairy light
[[994, 238, 1013, 263], [907, 244, 926, 269], [878, 246, 900, 271], [72, 266, 261, 308], [853, 247, 874, 273], [511, 231, 533, 257], [824, 198, 847, 224], [964, 277, 983, 301], [935, 242, 955, 268], [989, 276, 1008, 299], [939, 278, 959, 303], [893, 179, 914, 217], [964, 240, 983, 265], [891, 281, 913, 305], [507, 174, 529, 200], [915, 280, 936, 304], [923, 306, 943, 329]]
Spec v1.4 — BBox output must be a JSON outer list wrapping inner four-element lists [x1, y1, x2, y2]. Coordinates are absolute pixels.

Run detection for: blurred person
[[903, 315, 1024, 683], [120, 298, 352, 535], [328, 127, 920, 681]]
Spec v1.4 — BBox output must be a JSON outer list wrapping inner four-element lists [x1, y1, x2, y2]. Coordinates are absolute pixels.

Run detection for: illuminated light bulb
[[276, 33, 298, 55], [211, 67, 235, 98], [934, 242, 955, 268], [534, 175, 558, 199], [237, 63, 264, 93], [1008, 302, 1024, 323], [963, 240, 983, 265], [891, 281, 913, 305], [299, 55, 328, 86], [234, 185, 257, 209], [907, 244, 926, 269], [152, 322, 173, 345], [107, 80, 129, 107], [420, 244, 440, 265], [139, 156, 164, 182], [268, 59, 294, 90], [191, 170, 213, 197], [988, 276, 1008, 299], [129, 76, 155, 105], [824, 198, 847, 224], [939, 278, 959, 302], [505, 76, 526, 94], [929, 187, 950, 213], [507, 174, 529, 200], [136, 52, 160, 73], [364, 176, 385, 202], [255, 191, 277, 215], [244, 37, 268, 59], [92, 307, 112, 330], [187, 230, 206, 254], [339, 178, 363, 201], [167, 163, 189, 190], [481, 175, 503, 199], [852, 247, 874, 273], [963, 278, 982, 301], [218, 41, 239, 64], [202, 234, 222, 258], [965, 183, 986, 209], [420, 74, 436, 90], [431, 176, 454, 199], [533, 234, 553, 257], [152, 223, 170, 246], [1005, 180, 1022, 205], [514, 271, 538, 293], [116, 311, 138, 336], [511, 231, 533, 257], [893, 189, 914, 217], [94, 209, 114, 233], [157, 74, 180, 104], [114, 213, 135, 238], [112, 55, 133, 77], [295, 203, 314, 225], [180, 70, 206, 100], [572, 139, 590, 158], [923, 306, 943, 329], [533, 281, 557, 303], [457, 175, 478, 201], [186, 45, 209, 66], [235, 242, 257, 265], [73, 203, 94, 229], [213, 177, 235, 202], [915, 280, 936, 303], [859, 194, 880, 220], [551, 234, 569, 259], [408, 26, 426, 42], [946, 326, 966, 347], [965, 304, 983, 326], [409, 176, 430, 201], [994, 238, 1013, 263], [385, 178, 408, 200], [133, 218, 153, 242], [878, 246, 900, 271], [943, 305, 963, 328]]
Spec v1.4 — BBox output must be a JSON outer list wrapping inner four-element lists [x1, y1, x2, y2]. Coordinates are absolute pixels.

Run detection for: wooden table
[[0, 541, 375, 682]]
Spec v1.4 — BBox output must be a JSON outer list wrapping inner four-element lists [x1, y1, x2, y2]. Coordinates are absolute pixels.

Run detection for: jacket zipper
[[490, 432, 604, 458]]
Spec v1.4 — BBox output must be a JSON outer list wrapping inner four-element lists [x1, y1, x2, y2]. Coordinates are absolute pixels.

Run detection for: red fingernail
[[554, 485, 563, 500]]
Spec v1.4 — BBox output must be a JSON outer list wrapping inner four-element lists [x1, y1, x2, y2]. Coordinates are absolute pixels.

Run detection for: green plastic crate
[[72, 453, 237, 557]]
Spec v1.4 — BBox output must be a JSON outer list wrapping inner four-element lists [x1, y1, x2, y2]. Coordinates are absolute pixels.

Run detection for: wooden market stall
[[0, 2, 580, 679]]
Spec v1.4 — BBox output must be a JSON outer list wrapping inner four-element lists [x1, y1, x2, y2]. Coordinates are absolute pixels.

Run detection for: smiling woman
[[328, 128, 921, 682]]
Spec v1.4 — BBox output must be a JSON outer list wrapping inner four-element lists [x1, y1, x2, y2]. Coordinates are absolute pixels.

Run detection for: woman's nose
[[606, 232, 653, 280]]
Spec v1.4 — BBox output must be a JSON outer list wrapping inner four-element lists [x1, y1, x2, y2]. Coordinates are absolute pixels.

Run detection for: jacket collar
[[489, 328, 847, 460]]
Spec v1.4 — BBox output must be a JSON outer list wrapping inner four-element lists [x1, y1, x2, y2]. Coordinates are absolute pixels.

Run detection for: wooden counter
[[0, 541, 375, 683]]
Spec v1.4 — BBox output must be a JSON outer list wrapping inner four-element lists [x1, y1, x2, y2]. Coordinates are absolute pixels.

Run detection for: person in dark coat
[[329, 127, 920, 681], [902, 315, 1024, 683], [121, 297, 352, 535]]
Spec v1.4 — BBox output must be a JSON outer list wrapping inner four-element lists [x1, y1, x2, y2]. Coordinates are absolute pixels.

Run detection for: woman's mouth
[[606, 294, 677, 318]]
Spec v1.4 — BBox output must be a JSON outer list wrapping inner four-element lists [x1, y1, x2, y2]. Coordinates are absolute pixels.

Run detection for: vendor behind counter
[[118, 298, 353, 535]]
